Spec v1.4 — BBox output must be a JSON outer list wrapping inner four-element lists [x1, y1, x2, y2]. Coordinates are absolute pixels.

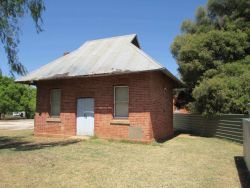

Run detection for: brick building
[[17, 34, 181, 142]]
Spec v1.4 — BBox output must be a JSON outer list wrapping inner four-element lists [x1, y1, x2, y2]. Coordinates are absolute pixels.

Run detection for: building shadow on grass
[[0, 136, 81, 151], [156, 131, 184, 143], [234, 156, 250, 188]]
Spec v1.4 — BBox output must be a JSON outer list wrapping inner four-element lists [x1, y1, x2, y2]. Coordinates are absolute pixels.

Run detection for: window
[[50, 89, 61, 116], [114, 86, 129, 118]]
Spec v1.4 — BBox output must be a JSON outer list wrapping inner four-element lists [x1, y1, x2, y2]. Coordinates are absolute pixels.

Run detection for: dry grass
[[0, 130, 244, 188]]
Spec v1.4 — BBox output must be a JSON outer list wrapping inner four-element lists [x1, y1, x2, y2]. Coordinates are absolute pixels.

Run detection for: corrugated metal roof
[[16, 34, 181, 85]]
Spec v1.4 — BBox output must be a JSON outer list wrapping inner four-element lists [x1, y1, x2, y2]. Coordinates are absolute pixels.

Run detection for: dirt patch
[[0, 119, 34, 130]]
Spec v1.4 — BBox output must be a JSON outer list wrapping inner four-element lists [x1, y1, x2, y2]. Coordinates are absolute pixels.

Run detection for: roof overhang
[[16, 68, 183, 87], [161, 68, 183, 88]]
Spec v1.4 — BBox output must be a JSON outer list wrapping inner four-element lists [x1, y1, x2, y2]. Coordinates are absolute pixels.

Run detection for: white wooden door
[[77, 98, 94, 136]]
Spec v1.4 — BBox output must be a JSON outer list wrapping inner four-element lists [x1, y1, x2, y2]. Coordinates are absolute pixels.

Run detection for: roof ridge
[[85, 34, 136, 43]]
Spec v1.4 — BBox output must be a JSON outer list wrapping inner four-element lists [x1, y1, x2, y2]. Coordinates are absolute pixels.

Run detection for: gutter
[[16, 68, 183, 87]]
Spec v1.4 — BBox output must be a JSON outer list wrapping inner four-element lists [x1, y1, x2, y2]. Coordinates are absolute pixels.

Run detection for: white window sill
[[46, 117, 61, 123], [110, 119, 130, 126]]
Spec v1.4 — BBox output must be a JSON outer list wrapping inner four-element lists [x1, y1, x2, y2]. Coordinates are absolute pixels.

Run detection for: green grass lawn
[[0, 130, 245, 188]]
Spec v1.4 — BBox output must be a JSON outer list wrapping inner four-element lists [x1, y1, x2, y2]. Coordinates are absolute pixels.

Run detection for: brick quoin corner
[[35, 71, 174, 142]]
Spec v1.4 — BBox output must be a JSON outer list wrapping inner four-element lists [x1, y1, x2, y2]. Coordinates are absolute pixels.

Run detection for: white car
[[12, 112, 25, 118]]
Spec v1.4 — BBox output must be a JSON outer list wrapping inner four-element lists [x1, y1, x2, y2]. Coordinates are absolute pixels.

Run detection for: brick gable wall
[[35, 71, 173, 142]]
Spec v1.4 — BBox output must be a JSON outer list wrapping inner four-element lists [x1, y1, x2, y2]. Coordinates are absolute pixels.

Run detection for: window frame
[[50, 89, 61, 117], [114, 86, 129, 119]]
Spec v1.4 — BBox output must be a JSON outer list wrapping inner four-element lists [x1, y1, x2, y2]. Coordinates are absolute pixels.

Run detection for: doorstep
[[70, 135, 91, 140]]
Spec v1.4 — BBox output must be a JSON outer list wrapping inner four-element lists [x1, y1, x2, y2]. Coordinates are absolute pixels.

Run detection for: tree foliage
[[171, 0, 250, 115], [189, 63, 250, 115], [0, 75, 36, 118], [0, 0, 45, 76]]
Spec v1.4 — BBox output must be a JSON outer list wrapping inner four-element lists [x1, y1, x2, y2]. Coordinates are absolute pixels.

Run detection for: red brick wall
[[149, 72, 174, 141], [35, 71, 173, 142]]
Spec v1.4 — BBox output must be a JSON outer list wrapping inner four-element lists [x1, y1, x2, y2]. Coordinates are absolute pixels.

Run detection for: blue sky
[[0, 0, 207, 78]]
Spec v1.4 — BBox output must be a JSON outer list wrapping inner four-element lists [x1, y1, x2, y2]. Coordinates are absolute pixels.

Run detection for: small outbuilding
[[17, 34, 181, 142]]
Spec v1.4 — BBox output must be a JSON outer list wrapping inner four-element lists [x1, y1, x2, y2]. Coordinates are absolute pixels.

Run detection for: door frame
[[76, 97, 95, 136]]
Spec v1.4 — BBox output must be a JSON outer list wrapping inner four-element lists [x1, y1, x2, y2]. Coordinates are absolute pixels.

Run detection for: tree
[[189, 63, 250, 115], [171, 0, 250, 115], [0, 0, 45, 76], [0, 75, 36, 119], [19, 85, 36, 118]]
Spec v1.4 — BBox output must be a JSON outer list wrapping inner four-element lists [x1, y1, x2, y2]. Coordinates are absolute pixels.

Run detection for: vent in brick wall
[[129, 127, 142, 139]]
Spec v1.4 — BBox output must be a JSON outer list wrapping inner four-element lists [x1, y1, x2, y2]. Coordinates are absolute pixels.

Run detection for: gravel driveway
[[0, 119, 34, 130]]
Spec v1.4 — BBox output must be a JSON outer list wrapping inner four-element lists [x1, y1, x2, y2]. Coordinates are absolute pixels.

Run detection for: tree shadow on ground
[[234, 156, 250, 188], [0, 136, 81, 151]]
